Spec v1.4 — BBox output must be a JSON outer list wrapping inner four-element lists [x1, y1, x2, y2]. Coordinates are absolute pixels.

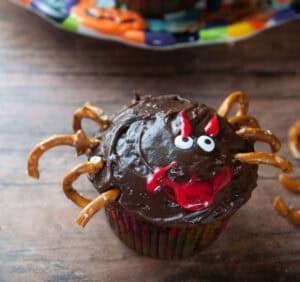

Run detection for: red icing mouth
[[147, 162, 232, 212]]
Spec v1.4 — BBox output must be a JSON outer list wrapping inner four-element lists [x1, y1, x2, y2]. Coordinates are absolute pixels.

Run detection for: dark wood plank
[[1, 1, 300, 281]]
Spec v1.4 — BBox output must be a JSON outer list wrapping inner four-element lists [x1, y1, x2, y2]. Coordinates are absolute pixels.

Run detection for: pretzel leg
[[229, 115, 260, 129], [288, 120, 300, 159], [76, 189, 120, 227], [274, 196, 300, 225], [234, 152, 293, 173], [236, 128, 281, 153], [27, 130, 100, 179], [62, 156, 104, 208], [217, 91, 249, 118], [278, 174, 300, 193], [73, 102, 110, 133]]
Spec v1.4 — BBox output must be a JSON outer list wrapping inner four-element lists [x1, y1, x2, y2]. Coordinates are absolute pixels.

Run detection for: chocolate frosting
[[89, 95, 258, 226]]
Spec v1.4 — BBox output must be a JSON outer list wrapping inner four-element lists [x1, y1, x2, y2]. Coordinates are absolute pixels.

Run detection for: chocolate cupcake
[[117, 0, 198, 17], [27, 93, 292, 259]]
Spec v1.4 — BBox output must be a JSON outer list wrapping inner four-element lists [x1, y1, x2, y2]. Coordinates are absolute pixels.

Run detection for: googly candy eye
[[197, 135, 215, 152], [174, 135, 193, 149]]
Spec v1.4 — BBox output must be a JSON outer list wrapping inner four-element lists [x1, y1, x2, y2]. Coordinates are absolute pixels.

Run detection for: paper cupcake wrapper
[[11, 0, 300, 49], [105, 205, 230, 259]]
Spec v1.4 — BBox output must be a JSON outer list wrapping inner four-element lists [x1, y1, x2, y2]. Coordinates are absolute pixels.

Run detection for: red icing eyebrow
[[205, 114, 220, 137], [180, 112, 192, 138]]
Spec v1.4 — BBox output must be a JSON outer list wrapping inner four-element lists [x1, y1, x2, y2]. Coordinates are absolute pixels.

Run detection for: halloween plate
[[11, 0, 300, 49]]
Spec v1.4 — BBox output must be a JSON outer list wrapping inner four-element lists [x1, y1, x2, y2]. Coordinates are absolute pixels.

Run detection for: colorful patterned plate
[[11, 0, 300, 49]]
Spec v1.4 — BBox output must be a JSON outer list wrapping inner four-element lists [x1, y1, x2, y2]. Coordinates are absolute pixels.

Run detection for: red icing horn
[[205, 114, 220, 137], [181, 112, 192, 138]]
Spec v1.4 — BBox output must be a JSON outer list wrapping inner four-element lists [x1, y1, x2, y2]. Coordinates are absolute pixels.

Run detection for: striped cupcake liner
[[105, 205, 229, 259]]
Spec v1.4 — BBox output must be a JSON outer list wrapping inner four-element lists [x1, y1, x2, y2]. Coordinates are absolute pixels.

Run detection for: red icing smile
[[147, 162, 232, 212]]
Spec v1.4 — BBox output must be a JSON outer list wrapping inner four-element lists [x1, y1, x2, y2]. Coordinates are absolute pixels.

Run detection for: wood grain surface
[[1, 1, 300, 281]]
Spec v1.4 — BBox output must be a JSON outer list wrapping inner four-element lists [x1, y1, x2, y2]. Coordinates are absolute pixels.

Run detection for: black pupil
[[182, 137, 189, 142], [204, 138, 212, 145]]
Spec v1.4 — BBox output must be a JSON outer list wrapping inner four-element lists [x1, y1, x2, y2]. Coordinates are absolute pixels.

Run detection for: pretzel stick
[[76, 189, 120, 227], [217, 91, 249, 118], [278, 174, 300, 193], [27, 130, 100, 179], [288, 120, 300, 159], [62, 156, 104, 208], [274, 196, 300, 225], [73, 102, 110, 133], [229, 115, 260, 129], [234, 152, 293, 173], [236, 128, 281, 153]]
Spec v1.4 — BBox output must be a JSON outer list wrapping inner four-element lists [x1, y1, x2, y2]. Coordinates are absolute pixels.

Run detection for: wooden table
[[1, 1, 300, 281]]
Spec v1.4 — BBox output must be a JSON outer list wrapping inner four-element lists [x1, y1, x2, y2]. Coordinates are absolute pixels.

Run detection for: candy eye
[[174, 136, 193, 149], [197, 135, 215, 152]]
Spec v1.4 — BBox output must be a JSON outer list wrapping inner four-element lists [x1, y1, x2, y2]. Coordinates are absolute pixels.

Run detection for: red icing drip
[[181, 112, 192, 138], [147, 162, 178, 193], [205, 114, 220, 137], [147, 163, 232, 212]]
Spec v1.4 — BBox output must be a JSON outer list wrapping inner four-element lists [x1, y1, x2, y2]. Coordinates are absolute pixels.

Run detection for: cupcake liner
[[105, 205, 230, 259]]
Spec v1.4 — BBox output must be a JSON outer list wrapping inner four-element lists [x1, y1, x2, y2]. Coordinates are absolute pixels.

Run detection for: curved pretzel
[[234, 152, 293, 173], [76, 189, 120, 227], [62, 156, 104, 208], [236, 128, 281, 153], [274, 196, 300, 225], [217, 91, 249, 118], [278, 174, 300, 193], [27, 130, 100, 179], [229, 115, 260, 129], [288, 120, 300, 159], [73, 102, 110, 133]]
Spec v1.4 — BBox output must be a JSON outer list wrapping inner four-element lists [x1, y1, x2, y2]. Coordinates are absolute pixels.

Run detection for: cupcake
[[116, 0, 270, 17], [27, 93, 292, 259], [117, 0, 198, 17]]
